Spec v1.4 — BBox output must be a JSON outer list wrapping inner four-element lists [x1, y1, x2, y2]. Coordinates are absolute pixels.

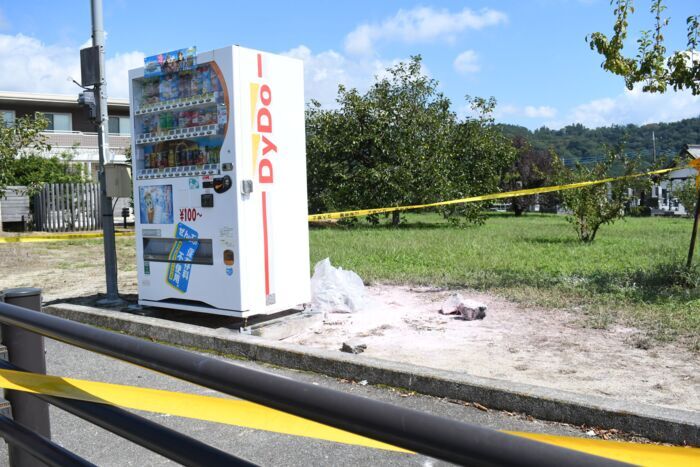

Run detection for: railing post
[[0, 288, 51, 467]]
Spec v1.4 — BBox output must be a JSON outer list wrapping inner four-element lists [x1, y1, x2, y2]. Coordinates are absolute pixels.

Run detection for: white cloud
[[0, 33, 142, 99], [493, 103, 557, 120], [524, 105, 557, 118], [344, 7, 507, 55], [453, 50, 480, 74], [496, 104, 519, 116], [106, 51, 145, 98], [0, 33, 80, 94], [547, 86, 700, 129], [283, 45, 396, 108]]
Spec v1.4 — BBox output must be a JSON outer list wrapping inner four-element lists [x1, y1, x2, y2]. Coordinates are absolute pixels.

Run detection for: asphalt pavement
[[0, 338, 596, 466]]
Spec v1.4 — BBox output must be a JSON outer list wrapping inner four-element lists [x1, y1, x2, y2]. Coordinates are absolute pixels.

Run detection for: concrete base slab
[[239, 311, 323, 340], [43, 302, 700, 446]]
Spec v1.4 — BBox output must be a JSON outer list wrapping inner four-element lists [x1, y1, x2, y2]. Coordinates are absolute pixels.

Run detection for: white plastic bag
[[310, 258, 365, 313]]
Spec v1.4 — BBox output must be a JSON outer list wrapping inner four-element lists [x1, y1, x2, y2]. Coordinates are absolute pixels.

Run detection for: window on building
[[38, 112, 72, 132], [1, 110, 15, 127], [108, 116, 131, 135]]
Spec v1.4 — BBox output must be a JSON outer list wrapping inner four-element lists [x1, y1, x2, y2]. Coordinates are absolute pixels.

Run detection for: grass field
[[310, 213, 700, 347], [4, 212, 696, 347]]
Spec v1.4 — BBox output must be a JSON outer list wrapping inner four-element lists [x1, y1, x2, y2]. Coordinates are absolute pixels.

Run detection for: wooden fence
[[33, 183, 102, 232]]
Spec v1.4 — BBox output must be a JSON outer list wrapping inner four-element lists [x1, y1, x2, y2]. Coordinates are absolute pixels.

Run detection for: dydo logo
[[250, 53, 277, 301]]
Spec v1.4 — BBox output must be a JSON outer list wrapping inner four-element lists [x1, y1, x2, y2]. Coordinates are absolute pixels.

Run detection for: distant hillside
[[497, 117, 700, 165]]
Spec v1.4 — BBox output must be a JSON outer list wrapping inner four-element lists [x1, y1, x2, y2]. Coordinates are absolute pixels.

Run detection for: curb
[[44, 302, 699, 446]]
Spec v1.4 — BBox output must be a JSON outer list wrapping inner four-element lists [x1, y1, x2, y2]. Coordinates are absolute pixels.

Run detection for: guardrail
[[0, 288, 628, 466]]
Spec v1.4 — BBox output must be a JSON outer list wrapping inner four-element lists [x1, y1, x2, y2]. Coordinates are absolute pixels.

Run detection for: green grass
[[310, 213, 700, 347]]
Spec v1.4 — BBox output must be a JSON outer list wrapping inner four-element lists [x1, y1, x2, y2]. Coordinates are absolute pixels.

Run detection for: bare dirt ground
[[1, 239, 698, 412], [0, 238, 138, 302], [288, 285, 700, 412]]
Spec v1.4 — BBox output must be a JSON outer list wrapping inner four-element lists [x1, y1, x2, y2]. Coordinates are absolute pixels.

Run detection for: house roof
[[681, 144, 700, 160], [0, 91, 129, 110]]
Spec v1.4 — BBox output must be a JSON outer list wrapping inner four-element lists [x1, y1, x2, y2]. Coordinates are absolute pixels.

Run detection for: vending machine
[[128, 45, 310, 317]]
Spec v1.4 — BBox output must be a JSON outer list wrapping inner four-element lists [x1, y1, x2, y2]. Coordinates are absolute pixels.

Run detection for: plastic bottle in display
[[201, 67, 212, 94], [159, 76, 169, 101], [170, 74, 179, 100]]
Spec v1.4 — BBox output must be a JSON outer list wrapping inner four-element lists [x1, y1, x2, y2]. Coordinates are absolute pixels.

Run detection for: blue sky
[[0, 0, 698, 129]]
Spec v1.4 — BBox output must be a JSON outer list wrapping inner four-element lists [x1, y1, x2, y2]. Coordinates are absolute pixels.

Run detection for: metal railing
[[0, 289, 629, 466]]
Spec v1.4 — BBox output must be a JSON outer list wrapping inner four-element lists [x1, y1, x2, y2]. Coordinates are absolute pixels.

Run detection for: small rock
[[358, 380, 368, 386], [341, 340, 367, 354], [585, 430, 596, 437], [439, 293, 487, 321]]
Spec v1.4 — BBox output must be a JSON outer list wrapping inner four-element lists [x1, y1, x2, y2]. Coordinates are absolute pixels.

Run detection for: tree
[[587, 0, 699, 94], [672, 178, 698, 216], [0, 114, 51, 197], [9, 148, 85, 192], [306, 56, 516, 225], [442, 96, 516, 224], [554, 151, 648, 242], [502, 136, 555, 216], [307, 56, 456, 225]]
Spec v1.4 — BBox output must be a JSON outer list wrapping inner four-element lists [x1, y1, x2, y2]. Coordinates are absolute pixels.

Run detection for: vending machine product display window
[[129, 45, 310, 317]]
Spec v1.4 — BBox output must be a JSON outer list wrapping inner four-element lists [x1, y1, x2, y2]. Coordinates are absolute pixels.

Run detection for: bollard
[[0, 288, 51, 467], [121, 207, 130, 229]]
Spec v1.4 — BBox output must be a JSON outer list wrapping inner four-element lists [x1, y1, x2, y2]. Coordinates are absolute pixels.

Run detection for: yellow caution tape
[[308, 167, 676, 221], [509, 432, 699, 467], [0, 167, 681, 238], [0, 368, 406, 452], [0, 231, 134, 244], [0, 368, 696, 465]]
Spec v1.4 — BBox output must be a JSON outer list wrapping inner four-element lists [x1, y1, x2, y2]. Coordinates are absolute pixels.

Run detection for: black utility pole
[[686, 188, 700, 268], [91, 0, 121, 303]]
